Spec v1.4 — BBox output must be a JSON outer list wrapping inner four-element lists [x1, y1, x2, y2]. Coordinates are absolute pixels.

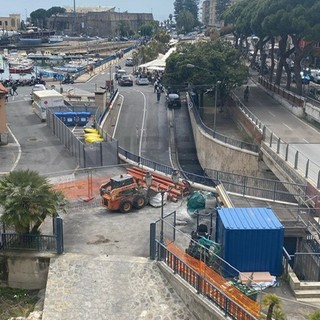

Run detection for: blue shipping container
[[216, 207, 284, 277]]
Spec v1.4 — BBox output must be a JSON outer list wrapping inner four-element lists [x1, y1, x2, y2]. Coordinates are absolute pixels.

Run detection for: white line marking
[[269, 111, 276, 117], [282, 123, 292, 130], [6, 125, 22, 172], [303, 138, 309, 143]]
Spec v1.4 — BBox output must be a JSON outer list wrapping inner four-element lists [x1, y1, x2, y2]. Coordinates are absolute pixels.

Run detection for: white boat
[[27, 51, 43, 59], [48, 35, 64, 44]]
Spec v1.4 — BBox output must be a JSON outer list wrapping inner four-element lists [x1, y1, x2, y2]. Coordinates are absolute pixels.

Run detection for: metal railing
[[164, 246, 259, 320], [118, 147, 305, 203], [187, 93, 260, 153], [251, 76, 320, 188], [1, 233, 57, 252], [150, 212, 260, 320], [0, 216, 64, 254]]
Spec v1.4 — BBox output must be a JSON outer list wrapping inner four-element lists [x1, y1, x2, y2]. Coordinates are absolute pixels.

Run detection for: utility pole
[[73, 0, 76, 35]]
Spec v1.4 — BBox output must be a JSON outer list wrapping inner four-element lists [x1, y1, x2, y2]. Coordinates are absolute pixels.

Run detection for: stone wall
[[0, 252, 55, 290]]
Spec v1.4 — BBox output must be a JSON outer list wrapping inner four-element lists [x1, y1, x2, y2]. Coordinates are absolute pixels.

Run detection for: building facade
[[0, 14, 20, 32], [47, 8, 153, 38]]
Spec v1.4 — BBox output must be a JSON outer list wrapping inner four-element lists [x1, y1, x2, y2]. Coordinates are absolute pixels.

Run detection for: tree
[[0, 170, 66, 234], [163, 39, 248, 107], [224, 0, 320, 95], [216, 0, 232, 22], [176, 10, 196, 34], [174, 0, 199, 25], [30, 9, 47, 28], [46, 6, 66, 30], [46, 6, 66, 17], [309, 310, 320, 320], [262, 293, 285, 320]]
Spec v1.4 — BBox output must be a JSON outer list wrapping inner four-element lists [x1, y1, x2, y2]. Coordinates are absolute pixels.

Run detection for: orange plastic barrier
[[167, 243, 260, 319]]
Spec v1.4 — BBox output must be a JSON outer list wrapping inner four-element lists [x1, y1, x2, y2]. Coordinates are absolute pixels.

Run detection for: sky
[[2, 0, 175, 23]]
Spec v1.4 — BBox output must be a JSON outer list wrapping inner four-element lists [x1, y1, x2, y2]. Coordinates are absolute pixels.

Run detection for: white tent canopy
[[138, 47, 176, 71]]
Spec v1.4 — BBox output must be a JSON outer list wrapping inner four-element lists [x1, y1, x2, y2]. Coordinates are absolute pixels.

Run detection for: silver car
[[135, 77, 149, 85]]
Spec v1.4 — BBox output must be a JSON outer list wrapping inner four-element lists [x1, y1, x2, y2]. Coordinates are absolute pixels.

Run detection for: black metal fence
[[187, 93, 260, 153], [1, 233, 56, 251], [0, 216, 64, 254], [118, 147, 305, 204]]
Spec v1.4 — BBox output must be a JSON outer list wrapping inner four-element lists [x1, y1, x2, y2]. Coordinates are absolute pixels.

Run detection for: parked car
[[125, 57, 134, 67], [115, 69, 126, 80], [310, 69, 320, 84], [166, 93, 181, 109], [118, 75, 133, 86], [291, 71, 311, 85], [135, 77, 149, 85]]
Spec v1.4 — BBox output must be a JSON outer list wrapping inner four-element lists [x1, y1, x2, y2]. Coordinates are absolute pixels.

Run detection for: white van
[[32, 89, 64, 122]]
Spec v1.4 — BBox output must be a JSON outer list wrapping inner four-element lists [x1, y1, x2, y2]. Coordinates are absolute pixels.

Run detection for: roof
[[33, 89, 64, 99], [217, 207, 283, 230]]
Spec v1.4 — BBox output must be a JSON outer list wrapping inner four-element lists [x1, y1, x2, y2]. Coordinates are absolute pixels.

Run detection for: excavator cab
[[100, 174, 136, 195]]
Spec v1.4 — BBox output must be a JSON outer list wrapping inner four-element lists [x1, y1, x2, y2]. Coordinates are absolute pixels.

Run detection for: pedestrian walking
[[154, 79, 159, 93], [156, 86, 162, 102], [12, 83, 18, 95]]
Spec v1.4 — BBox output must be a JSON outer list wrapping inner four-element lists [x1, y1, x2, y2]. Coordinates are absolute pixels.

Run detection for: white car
[[135, 77, 149, 85]]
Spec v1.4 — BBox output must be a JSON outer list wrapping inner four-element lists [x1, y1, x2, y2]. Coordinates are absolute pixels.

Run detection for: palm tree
[[0, 170, 66, 234], [262, 293, 284, 320]]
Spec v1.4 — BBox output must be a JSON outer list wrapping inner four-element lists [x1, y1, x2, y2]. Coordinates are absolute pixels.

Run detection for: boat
[[48, 35, 64, 44], [19, 37, 42, 45], [27, 51, 44, 59], [52, 65, 80, 73], [8, 57, 34, 74], [9, 63, 34, 74], [19, 27, 55, 45]]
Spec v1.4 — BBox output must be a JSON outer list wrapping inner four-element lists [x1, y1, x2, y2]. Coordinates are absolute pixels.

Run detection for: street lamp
[[159, 169, 179, 260], [186, 64, 221, 132]]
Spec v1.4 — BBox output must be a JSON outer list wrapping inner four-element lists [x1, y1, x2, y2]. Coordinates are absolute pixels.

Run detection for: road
[[233, 77, 320, 187], [74, 63, 173, 167], [4, 87, 78, 174]]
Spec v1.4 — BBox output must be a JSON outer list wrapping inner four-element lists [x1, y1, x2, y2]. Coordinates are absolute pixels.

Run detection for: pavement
[[42, 254, 196, 320]]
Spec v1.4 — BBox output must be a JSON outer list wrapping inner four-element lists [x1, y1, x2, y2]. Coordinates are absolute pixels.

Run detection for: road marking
[[269, 111, 276, 117], [303, 138, 309, 143], [5, 125, 22, 172], [282, 123, 292, 130]]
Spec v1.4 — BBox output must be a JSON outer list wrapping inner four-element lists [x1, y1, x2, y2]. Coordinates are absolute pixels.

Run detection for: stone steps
[[296, 298, 320, 308], [294, 289, 320, 299], [299, 282, 320, 290]]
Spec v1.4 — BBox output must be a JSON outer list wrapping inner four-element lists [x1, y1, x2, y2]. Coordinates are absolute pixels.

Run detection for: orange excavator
[[100, 174, 148, 213]]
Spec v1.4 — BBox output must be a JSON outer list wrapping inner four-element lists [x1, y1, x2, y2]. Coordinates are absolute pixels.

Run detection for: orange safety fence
[[167, 242, 261, 320], [52, 176, 108, 201]]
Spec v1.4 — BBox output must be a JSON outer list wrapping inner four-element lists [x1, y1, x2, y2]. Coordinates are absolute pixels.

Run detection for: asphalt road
[[4, 87, 78, 175]]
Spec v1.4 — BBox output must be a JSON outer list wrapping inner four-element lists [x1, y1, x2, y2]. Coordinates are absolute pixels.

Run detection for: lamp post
[[213, 80, 221, 132], [159, 169, 179, 260], [186, 64, 221, 132]]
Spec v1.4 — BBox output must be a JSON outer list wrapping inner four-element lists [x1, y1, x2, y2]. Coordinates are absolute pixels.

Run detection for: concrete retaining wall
[[0, 252, 54, 290], [188, 106, 260, 177]]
